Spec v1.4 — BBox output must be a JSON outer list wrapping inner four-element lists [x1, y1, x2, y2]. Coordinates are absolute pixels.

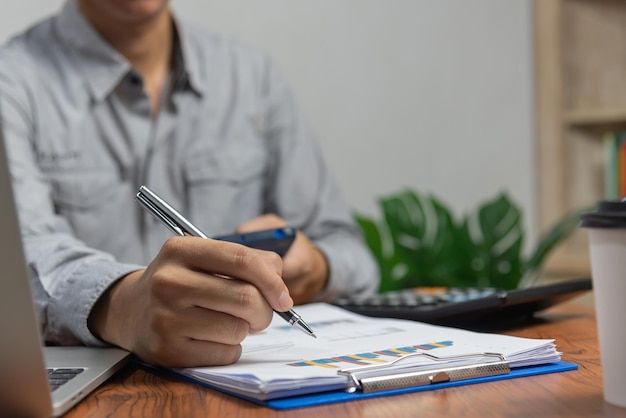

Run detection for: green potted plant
[[354, 189, 586, 292]]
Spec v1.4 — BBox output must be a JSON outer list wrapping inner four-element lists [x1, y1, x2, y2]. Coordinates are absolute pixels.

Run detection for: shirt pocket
[[51, 170, 118, 210], [48, 170, 134, 250], [183, 144, 268, 234]]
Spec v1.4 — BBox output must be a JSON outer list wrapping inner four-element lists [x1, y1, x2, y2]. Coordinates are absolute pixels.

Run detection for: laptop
[[0, 126, 130, 417]]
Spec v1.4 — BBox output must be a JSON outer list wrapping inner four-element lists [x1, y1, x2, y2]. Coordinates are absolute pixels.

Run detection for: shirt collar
[[55, 0, 205, 102], [170, 15, 205, 97]]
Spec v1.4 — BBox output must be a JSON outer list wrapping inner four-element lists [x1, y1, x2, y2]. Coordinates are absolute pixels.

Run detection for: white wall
[[0, 0, 536, 247]]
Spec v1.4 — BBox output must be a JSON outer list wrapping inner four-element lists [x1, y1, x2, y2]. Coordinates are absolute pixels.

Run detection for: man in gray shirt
[[0, 0, 379, 367]]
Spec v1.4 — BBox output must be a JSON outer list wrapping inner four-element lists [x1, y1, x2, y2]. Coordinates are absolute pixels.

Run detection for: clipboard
[[149, 351, 577, 410], [136, 302, 576, 409]]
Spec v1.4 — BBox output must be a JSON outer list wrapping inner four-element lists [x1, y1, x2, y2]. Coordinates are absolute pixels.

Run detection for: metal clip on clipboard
[[337, 352, 510, 393]]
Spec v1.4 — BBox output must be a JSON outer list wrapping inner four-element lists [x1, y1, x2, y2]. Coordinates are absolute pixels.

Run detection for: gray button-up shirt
[[0, 0, 379, 346]]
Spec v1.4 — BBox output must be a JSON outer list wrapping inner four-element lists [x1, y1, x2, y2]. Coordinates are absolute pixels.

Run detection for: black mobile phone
[[213, 227, 296, 257]]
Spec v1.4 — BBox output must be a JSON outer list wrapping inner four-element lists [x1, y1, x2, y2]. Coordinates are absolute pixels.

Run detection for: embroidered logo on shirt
[[37, 150, 83, 169], [37, 151, 82, 165]]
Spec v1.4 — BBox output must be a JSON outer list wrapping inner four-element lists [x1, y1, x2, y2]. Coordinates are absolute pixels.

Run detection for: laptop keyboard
[[47, 368, 85, 391]]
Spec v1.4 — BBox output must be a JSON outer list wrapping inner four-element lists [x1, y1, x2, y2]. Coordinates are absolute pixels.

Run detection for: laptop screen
[[0, 117, 54, 417]]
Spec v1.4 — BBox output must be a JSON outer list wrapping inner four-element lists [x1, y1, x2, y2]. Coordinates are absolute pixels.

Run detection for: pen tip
[[311, 333, 317, 339]]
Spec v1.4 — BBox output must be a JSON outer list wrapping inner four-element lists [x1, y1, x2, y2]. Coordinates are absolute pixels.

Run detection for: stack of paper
[[175, 303, 561, 401]]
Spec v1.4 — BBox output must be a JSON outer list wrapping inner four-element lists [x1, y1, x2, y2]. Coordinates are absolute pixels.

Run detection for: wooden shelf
[[534, 0, 626, 278], [541, 238, 591, 277], [565, 107, 626, 127]]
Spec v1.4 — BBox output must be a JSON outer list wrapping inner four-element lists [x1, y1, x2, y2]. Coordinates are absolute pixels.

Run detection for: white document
[[177, 303, 560, 400]]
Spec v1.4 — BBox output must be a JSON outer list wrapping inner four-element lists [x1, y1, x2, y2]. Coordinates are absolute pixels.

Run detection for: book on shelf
[[603, 131, 626, 200]]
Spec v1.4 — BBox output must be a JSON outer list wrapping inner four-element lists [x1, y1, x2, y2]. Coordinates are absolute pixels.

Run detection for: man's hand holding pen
[[88, 237, 294, 368], [88, 186, 317, 368]]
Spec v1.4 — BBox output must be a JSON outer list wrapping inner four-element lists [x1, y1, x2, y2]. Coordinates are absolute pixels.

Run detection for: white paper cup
[[582, 201, 626, 409]]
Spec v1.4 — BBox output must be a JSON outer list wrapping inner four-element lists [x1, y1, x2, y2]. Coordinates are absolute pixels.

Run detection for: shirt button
[[129, 75, 142, 86]]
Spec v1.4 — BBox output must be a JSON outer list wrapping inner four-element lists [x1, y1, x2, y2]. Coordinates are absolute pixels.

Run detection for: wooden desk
[[63, 303, 626, 418]]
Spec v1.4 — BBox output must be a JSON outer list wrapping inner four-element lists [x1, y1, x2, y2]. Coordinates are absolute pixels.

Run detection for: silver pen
[[135, 185, 317, 338]]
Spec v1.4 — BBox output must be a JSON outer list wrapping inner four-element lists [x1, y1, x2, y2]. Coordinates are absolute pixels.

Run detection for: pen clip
[[136, 191, 185, 236], [136, 185, 208, 238]]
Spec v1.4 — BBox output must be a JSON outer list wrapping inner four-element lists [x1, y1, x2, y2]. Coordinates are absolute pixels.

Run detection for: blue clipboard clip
[[337, 352, 510, 394]]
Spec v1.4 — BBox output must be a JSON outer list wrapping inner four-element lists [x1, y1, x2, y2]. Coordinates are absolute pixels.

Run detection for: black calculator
[[333, 278, 592, 328]]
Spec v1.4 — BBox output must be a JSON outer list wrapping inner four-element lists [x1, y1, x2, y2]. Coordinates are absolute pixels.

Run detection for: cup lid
[[581, 200, 626, 228]]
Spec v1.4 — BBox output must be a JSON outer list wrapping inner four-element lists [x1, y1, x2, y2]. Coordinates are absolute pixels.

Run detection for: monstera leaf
[[355, 189, 583, 292], [455, 193, 523, 290], [355, 190, 465, 292]]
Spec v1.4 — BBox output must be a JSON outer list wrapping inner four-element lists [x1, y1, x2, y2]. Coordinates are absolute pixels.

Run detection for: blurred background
[[0, 1, 536, 249]]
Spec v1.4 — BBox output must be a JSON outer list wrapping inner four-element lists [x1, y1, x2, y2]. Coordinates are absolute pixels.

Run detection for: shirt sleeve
[[258, 53, 380, 301], [0, 66, 143, 347]]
